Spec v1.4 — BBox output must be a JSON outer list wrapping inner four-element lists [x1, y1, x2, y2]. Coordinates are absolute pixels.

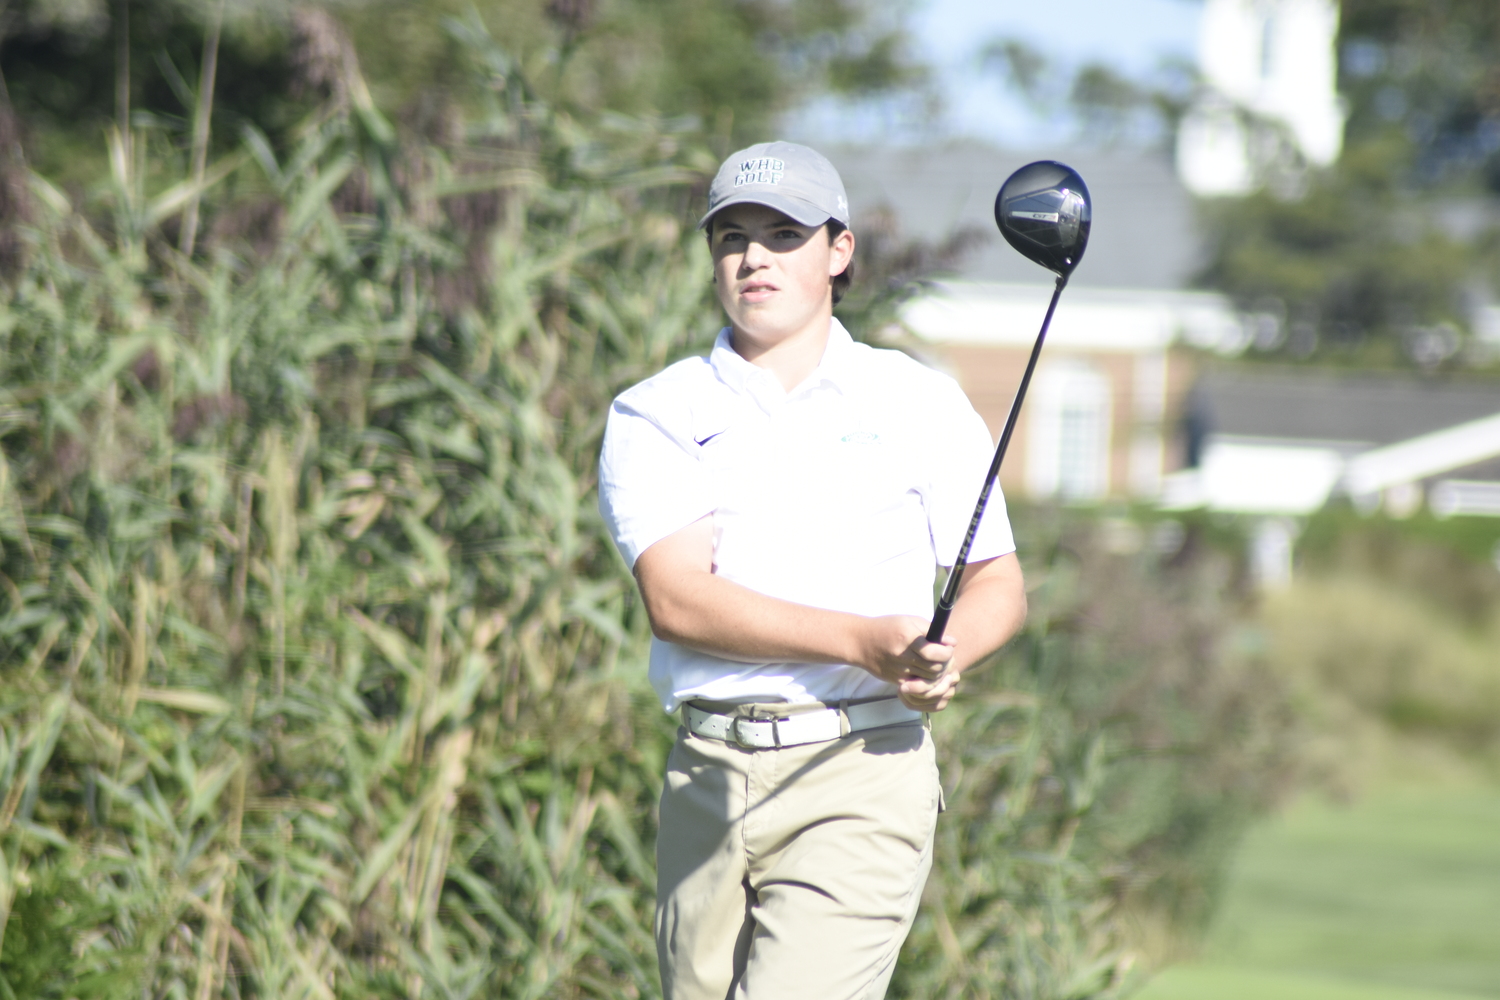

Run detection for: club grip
[[926, 604, 951, 644]]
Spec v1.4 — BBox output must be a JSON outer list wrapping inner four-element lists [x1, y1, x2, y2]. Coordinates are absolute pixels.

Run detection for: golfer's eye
[[775, 229, 801, 240]]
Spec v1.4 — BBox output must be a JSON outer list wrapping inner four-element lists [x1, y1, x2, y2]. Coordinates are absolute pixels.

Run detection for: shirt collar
[[813, 319, 859, 393], [710, 318, 860, 397]]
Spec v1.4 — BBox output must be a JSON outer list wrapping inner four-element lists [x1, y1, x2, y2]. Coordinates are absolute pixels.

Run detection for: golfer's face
[[709, 203, 849, 343]]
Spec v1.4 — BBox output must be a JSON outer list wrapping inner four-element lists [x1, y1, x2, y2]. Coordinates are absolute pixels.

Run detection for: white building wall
[[1129, 352, 1170, 497], [1178, 0, 1345, 196]]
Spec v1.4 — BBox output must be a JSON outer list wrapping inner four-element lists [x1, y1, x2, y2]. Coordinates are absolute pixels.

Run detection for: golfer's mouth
[[739, 282, 778, 302]]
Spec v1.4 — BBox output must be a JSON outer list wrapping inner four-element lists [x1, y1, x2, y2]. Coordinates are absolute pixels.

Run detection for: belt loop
[[838, 699, 850, 737]]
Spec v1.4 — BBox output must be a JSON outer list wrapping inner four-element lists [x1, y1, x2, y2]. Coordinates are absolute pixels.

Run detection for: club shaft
[[927, 274, 1067, 644]]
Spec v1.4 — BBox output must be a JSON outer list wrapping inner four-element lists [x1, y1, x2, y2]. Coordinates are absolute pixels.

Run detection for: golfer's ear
[[829, 228, 854, 275]]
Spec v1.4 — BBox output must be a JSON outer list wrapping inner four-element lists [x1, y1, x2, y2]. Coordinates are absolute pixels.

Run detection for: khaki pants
[[655, 709, 940, 1000]]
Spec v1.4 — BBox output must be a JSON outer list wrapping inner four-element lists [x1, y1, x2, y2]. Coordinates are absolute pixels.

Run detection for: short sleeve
[[598, 396, 716, 569], [923, 380, 1016, 567]]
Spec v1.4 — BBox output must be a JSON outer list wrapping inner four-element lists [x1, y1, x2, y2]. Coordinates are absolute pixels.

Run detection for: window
[[1026, 361, 1112, 501]]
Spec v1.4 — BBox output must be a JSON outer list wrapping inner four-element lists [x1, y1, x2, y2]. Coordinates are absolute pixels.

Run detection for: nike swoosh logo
[[694, 431, 725, 447]]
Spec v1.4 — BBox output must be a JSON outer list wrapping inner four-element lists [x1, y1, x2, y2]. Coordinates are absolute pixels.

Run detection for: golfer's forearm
[[945, 584, 1025, 673], [639, 570, 865, 665], [944, 554, 1027, 674]]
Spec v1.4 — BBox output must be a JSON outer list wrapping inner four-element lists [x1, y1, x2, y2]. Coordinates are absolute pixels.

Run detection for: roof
[[1170, 367, 1500, 512], [1345, 413, 1500, 493], [1191, 367, 1500, 447], [824, 143, 1200, 291]]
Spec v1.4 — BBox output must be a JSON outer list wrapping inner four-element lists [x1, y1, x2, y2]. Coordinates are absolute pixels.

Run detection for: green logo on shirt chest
[[840, 431, 879, 444]]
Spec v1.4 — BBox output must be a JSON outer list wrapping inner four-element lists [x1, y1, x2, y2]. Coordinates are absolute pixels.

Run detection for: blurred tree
[[978, 35, 1193, 150], [1069, 63, 1149, 145], [1192, 0, 1500, 368], [0, 0, 926, 186], [0, 0, 305, 185], [1194, 146, 1473, 365], [1339, 0, 1500, 192], [324, 0, 931, 154], [832, 203, 988, 340], [979, 37, 1051, 110]]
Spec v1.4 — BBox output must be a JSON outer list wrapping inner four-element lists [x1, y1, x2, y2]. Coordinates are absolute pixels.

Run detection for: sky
[[789, 0, 1203, 147]]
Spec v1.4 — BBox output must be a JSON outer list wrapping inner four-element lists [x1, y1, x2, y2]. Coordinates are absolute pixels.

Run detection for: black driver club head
[[994, 161, 1091, 278]]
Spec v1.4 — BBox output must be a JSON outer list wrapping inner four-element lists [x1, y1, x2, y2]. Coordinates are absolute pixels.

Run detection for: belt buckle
[[731, 715, 776, 748]]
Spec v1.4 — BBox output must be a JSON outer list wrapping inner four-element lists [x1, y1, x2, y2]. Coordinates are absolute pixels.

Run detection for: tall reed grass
[[0, 16, 709, 997], [0, 16, 1298, 998]]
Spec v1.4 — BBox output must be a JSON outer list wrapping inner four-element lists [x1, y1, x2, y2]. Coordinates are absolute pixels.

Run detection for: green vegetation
[[895, 509, 1300, 998], [0, 20, 1301, 994], [1300, 505, 1500, 576], [0, 3, 1493, 998], [0, 15, 714, 997], [0, 7, 1316, 998], [1339, 0, 1500, 194], [1146, 967, 1494, 1000], [1258, 510, 1500, 782], [1193, 168, 1479, 367], [1203, 787, 1500, 996], [1135, 506, 1500, 1000], [1137, 783, 1500, 1000]]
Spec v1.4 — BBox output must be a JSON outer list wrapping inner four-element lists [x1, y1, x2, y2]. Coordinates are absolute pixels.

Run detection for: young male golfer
[[599, 141, 1027, 1000]]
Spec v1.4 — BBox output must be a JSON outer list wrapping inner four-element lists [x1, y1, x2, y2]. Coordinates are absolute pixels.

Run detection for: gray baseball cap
[[698, 141, 851, 230]]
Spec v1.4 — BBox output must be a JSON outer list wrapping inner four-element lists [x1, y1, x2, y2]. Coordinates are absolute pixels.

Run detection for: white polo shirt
[[599, 319, 1015, 712]]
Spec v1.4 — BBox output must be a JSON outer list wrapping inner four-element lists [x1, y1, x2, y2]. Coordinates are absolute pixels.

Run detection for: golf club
[[926, 160, 1091, 644]]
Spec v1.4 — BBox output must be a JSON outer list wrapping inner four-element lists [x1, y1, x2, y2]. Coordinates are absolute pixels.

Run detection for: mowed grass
[[1138, 965, 1494, 1000], [1136, 782, 1500, 1000]]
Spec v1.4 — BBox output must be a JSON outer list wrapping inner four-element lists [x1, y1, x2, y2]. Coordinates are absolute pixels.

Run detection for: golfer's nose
[[741, 237, 771, 269]]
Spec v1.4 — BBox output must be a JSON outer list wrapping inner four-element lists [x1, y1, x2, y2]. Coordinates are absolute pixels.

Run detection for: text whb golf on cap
[[735, 158, 785, 187]]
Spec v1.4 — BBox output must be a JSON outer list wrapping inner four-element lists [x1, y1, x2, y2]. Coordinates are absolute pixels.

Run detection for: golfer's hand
[[856, 615, 958, 711], [897, 666, 960, 713]]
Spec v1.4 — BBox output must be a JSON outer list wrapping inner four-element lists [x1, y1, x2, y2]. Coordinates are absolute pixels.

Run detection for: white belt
[[684, 699, 922, 749]]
